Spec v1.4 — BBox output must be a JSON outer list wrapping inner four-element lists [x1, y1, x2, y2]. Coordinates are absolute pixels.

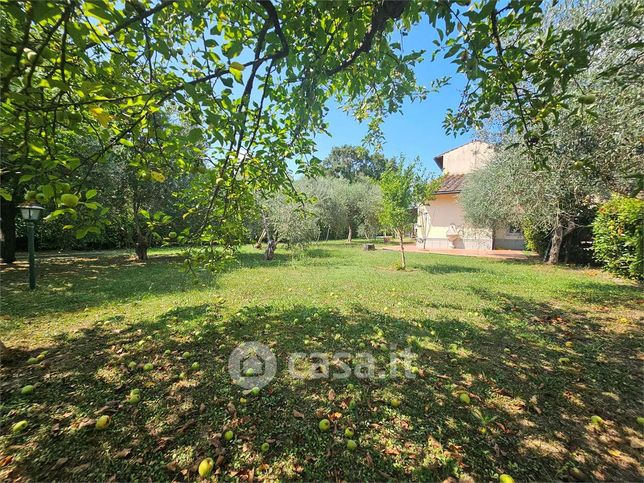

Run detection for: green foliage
[[379, 160, 438, 233], [592, 196, 643, 280], [1, 0, 639, 267], [322, 145, 392, 181]]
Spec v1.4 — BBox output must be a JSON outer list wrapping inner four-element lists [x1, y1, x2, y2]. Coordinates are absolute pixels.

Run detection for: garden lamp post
[[19, 202, 44, 289]]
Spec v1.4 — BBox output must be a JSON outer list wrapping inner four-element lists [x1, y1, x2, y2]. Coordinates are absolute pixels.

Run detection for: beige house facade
[[416, 141, 525, 251]]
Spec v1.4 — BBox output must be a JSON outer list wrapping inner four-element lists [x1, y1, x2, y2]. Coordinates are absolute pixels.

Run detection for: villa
[[416, 141, 525, 251]]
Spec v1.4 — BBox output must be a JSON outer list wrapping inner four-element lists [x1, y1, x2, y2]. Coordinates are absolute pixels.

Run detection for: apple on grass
[[250, 387, 260, 396], [319, 419, 330, 431], [191, 362, 200, 370], [390, 398, 401, 408], [143, 363, 153, 371], [346, 439, 357, 450], [21, 385, 34, 395], [95, 415, 111, 430], [260, 442, 270, 452], [459, 393, 471, 404], [224, 430, 234, 441], [12, 420, 28, 433], [344, 428, 354, 438], [499, 474, 514, 483], [198, 458, 214, 477]]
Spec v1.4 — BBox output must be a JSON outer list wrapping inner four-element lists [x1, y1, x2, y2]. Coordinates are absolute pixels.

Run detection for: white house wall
[[417, 194, 525, 251], [417, 194, 493, 250]]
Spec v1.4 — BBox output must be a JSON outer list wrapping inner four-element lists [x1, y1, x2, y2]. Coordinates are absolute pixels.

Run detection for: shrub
[[592, 196, 643, 280]]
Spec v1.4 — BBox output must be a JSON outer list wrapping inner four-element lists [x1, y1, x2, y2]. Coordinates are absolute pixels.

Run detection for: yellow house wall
[[441, 141, 494, 175]]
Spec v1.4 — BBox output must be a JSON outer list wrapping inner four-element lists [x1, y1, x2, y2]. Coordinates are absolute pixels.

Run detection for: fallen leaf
[[328, 389, 336, 401], [114, 448, 131, 459], [292, 410, 304, 419]]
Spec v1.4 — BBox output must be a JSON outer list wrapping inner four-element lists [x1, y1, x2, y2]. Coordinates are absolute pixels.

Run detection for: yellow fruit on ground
[[224, 430, 234, 441], [21, 385, 34, 395], [459, 393, 471, 404], [12, 420, 28, 433], [390, 398, 401, 408], [198, 457, 214, 477], [95, 415, 111, 430], [590, 415, 604, 425], [499, 474, 514, 483]]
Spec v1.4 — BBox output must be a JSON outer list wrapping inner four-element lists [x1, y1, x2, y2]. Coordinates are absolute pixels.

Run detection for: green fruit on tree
[[260, 442, 270, 452], [35, 193, 47, 203], [61, 193, 79, 207], [346, 439, 357, 450], [25, 190, 37, 201], [198, 457, 214, 477], [344, 428, 354, 438], [95, 415, 111, 430], [21, 385, 34, 395], [499, 474, 514, 483], [143, 363, 153, 371], [459, 393, 471, 404], [251, 386, 260, 396], [12, 420, 28, 433], [224, 430, 234, 441], [216, 177, 225, 186], [319, 419, 330, 431], [168, 231, 177, 239]]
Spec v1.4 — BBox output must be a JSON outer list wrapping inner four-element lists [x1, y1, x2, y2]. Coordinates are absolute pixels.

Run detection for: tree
[[379, 160, 440, 269], [322, 145, 391, 181], [1, 0, 634, 267], [461, 0, 643, 264]]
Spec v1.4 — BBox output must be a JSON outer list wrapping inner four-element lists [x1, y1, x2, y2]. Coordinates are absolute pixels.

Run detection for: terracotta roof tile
[[437, 174, 465, 193]]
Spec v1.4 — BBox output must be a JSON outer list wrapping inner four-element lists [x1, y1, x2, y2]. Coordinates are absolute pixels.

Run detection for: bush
[[592, 196, 643, 280]]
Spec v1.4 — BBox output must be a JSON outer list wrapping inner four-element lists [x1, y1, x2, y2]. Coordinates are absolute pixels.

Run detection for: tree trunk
[[547, 222, 563, 264], [261, 212, 276, 260], [0, 199, 17, 264], [346, 225, 352, 243], [325, 226, 330, 241], [255, 229, 266, 249], [135, 237, 148, 261], [399, 229, 406, 270]]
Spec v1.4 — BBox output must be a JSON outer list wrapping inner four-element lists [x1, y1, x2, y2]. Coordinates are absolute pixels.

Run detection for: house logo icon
[[228, 341, 277, 389]]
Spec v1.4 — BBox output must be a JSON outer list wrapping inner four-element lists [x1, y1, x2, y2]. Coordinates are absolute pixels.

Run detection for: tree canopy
[[1, 0, 638, 266]]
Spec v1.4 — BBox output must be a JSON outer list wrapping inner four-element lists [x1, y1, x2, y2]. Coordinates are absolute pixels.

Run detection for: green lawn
[[1, 243, 642, 481]]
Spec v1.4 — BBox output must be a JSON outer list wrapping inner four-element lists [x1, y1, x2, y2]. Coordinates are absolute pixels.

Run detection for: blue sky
[[313, 20, 471, 176]]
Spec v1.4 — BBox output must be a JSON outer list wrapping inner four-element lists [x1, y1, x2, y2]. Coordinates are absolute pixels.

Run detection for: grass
[[1, 242, 642, 481]]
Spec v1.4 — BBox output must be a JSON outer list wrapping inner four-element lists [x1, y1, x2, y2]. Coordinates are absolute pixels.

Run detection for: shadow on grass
[[0, 248, 336, 320], [2, 295, 641, 481]]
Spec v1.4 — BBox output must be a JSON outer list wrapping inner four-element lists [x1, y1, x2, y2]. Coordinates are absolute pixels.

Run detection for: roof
[[436, 174, 465, 194]]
